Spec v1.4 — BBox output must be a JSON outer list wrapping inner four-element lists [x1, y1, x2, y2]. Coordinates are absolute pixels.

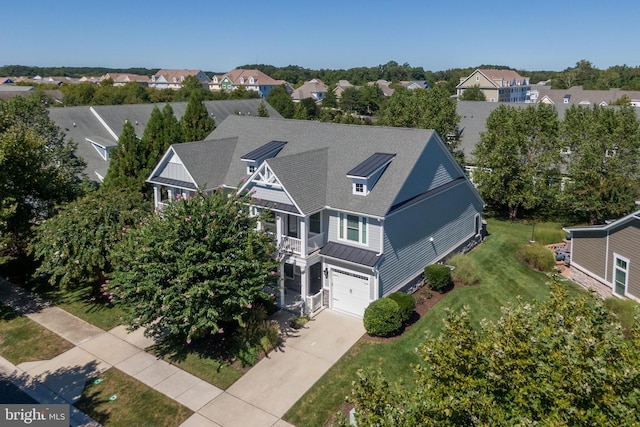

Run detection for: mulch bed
[[362, 281, 467, 343]]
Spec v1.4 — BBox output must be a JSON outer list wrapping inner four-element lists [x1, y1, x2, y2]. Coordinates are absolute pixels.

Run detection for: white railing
[[307, 232, 325, 254], [156, 201, 169, 210], [280, 236, 302, 254], [306, 290, 323, 313]]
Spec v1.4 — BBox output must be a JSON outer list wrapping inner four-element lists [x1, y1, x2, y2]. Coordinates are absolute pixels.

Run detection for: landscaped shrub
[[363, 298, 402, 337], [447, 253, 481, 286], [387, 292, 415, 323], [517, 243, 555, 272], [424, 264, 452, 292]]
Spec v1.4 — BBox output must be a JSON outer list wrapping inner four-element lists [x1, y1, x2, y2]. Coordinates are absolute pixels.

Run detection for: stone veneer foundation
[[569, 266, 613, 299]]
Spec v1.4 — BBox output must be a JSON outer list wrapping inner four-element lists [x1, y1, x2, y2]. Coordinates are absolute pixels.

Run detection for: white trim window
[[339, 213, 367, 244], [614, 254, 629, 297]]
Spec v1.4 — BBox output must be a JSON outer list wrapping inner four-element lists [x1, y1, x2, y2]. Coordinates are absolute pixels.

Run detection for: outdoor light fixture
[[323, 268, 329, 278]]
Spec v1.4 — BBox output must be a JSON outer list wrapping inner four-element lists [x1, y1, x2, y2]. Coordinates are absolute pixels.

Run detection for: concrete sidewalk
[[0, 279, 364, 427]]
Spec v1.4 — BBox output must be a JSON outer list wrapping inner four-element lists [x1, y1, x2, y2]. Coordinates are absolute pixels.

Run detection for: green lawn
[[74, 368, 193, 427], [0, 304, 74, 364], [283, 219, 584, 427]]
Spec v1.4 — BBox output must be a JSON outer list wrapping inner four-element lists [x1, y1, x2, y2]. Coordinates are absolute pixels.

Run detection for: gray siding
[[327, 210, 381, 252], [379, 182, 482, 296], [159, 162, 192, 183], [252, 185, 294, 207], [606, 221, 640, 298], [572, 230, 607, 279]]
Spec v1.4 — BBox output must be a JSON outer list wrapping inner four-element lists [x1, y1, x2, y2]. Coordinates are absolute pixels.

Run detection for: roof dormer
[[346, 152, 395, 196], [240, 140, 287, 174]]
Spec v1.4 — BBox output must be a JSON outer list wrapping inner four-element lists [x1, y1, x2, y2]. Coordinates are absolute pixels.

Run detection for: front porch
[[279, 261, 325, 315]]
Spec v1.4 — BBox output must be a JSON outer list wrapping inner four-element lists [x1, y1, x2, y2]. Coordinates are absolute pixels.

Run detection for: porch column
[[279, 263, 285, 309], [300, 266, 308, 315], [300, 217, 307, 255], [276, 214, 283, 246], [167, 188, 174, 202], [153, 185, 160, 209]]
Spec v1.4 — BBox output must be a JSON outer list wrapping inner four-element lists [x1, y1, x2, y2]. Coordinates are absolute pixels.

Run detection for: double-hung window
[[339, 213, 367, 244], [614, 254, 629, 297]]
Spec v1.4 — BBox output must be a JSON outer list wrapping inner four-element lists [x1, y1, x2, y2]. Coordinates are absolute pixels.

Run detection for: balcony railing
[[279, 232, 325, 256], [280, 236, 302, 254]]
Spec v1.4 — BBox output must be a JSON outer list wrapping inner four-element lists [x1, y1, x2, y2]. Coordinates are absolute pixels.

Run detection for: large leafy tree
[[180, 90, 215, 142], [459, 84, 486, 101], [0, 95, 85, 261], [102, 120, 147, 192], [346, 283, 640, 426], [107, 189, 279, 342], [377, 86, 462, 162], [30, 189, 153, 290], [266, 85, 295, 118], [561, 105, 640, 224], [472, 104, 562, 219]]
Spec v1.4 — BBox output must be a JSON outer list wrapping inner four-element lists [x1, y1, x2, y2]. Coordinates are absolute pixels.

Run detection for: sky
[[2, 0, 639, 73]]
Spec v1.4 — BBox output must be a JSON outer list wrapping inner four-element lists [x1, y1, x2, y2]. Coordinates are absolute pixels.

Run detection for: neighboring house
[[369, 80, 394, 97], [291, 79, 327, 103], [48, 99, 282, 182], [102, 73, 150, 86], [456, 69, 530, 102], [147, 116, 485, 318], [149, 69, 210, 90], [401, 80, 430, 90], [209, 69, 284, 98], [333, 80, 355, 99], [533, 86, 640, 107], [564, 210, 640, 302], [0, 77, 15, 85]]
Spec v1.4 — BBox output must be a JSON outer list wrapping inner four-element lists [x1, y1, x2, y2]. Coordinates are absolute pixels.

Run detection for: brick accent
[[569, 267, 612, 299]]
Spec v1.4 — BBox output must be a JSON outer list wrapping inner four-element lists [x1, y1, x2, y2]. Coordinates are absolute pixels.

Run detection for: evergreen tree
[[180, 90, 215, 142], [258, 101, 269, 117], [293, 102, 309, 120], [162, 103, 183, 147], [102, 120, 147, 192], [142, 106, 164, 170]]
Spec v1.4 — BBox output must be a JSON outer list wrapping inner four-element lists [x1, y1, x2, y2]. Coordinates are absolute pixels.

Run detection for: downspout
[[604, 229, 610, 284]]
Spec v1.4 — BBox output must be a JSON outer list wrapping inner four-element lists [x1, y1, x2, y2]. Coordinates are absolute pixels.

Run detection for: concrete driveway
[[189, 309, 365, 426]]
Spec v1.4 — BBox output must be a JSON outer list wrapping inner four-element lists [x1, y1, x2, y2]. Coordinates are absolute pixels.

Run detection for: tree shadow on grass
[[3, 360, 107, 425]]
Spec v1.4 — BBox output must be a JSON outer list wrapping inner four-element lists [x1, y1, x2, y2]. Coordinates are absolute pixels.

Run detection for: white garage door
[[331, 269, 371, 317]]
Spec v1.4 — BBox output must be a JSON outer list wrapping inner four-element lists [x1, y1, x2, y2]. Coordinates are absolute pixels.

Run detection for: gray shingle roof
[[182, 116, 464, 217], [169, 137, 238, 190]]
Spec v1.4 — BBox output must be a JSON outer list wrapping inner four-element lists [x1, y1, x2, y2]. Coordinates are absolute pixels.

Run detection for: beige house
[[456, 69, 530, 102], [102, 73, 150, 86], [564, 210, 640, 302], [291, 79, 328, 103]]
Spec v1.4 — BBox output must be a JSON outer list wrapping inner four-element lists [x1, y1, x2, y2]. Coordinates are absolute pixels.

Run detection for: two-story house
[[208, 69, 285, 98], [147, 116, 485, 317], [291, 79, 328, 103], [149, 69, 211, 90], [457, 69, 530, 102]]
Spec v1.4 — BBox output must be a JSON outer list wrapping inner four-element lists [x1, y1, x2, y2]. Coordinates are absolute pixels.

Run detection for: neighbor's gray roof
[[457, 101, 640, 164], [48, 99, 282, 181], [178, 116, 451, 217]]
